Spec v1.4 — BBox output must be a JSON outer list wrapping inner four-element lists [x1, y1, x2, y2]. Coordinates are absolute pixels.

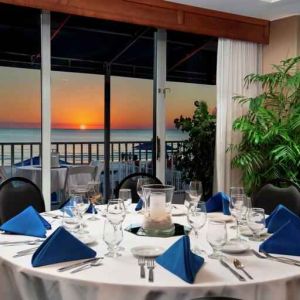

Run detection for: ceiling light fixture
[[260, 0, 281, 3]]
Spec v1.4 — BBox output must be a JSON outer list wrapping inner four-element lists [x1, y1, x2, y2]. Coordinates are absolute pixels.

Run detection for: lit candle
[[149, 192, 166, 220]]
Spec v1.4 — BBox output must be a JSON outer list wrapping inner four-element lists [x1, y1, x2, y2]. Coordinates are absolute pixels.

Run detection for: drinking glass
[[188, 181, 203, 206], [247, 208, 266, 241], [206, 221, 227, 259], [87, 181, 101, 221], [229, 187, 247, 243], [103, 219, 123, 257], [137, 178, 152, 199], [71, 193, 90, 236], [187, 201, 207, 255], [62, 198, 79, 232], [106, 199, 126, 225], [240, 196, 252, 226], [119, 188, 132, 212]]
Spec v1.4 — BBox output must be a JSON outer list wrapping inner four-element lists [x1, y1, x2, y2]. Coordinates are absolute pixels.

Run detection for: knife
[[57, 257, 102, 272], [220, 259, 246, 281]]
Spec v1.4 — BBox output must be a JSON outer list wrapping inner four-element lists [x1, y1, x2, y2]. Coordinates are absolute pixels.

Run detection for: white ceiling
[[167, 0, 300, 21]]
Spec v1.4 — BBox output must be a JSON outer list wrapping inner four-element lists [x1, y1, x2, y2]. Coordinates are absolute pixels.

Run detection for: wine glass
[[136, 178, 152, 210], [119, 188, 132, 212], [87, 181, 101, 221], [188, 181, 203, 206], [103, 219, 123, 257], [62, 198, 79, 233], [206, 221, 227, 259], [229, 187, 247, 244], [247, 208, 266, 241], [71, 193, 89, 236], [187, 201, 207, 256], [106, 199, 126, 225]]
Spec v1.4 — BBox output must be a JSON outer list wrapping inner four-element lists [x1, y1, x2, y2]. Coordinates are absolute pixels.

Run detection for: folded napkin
[[266, 204, 300, 233], [205, 192, 230, 215], [259, 220, 300, 256], [86, 203, 98, 214], [0, 206, 51, 238], [135, 198, 143, 211], [32, 226, 96, 267], [156, 235, 204, 283]]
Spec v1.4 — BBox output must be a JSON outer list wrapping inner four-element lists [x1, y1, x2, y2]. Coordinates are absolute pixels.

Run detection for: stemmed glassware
[[247, 208, 266, 241], [206, 220, 227, 259], [87, 181, 101, 221], [187, 181, 203, 207], [119, 188, 132, 212], [103, 199, 126, 256], [71, 193, 90, 236], [136, 178, 152, 210], [228, 187, 247, 244], [187, 201, 207, 256]]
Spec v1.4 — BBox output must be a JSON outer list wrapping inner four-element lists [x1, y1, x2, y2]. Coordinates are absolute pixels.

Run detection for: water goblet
[[247, 208, 266, 241], [187, 201, 207, 256], [106, 199, 126, 225], [206, 220, 227, 259], [119, 188, 132, 212], [137, 178, 152, 209], [87, 181, 101, 221], [71, 193, 90, 236], [188, 181, 203, 206], [103, 219, 123, 257], [62, 198, 79, 233]]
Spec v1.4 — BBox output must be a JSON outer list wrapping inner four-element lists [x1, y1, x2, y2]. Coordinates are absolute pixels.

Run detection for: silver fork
[[138, 257, 145, 278], [147, 259, 155, 282], [252, 249, 300, 266], [261, 251, 300, 265]]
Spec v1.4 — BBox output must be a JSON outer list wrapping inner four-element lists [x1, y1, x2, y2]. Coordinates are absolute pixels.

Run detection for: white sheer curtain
[[214, 38, 262, 194]]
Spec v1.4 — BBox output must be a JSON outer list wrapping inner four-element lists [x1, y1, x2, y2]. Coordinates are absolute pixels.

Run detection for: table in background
[[0, 206, 300, 300]]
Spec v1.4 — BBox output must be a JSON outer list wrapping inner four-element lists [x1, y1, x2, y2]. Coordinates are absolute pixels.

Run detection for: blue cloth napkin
[[259, 220, 300, 256], [266, 204, 300, 233], [156, 235, 204, 283], [32, 226, 96, 267], [0, 206, 51, 238], [205, 192, 230, 215], [135, 198, 143, 211], [61, 200, 97, 215]]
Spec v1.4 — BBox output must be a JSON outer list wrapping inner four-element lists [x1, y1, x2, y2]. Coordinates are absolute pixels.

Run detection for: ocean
[[0, 128, 187, 143]]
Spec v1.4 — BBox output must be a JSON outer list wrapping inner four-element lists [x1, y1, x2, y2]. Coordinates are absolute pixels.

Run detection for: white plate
[[221, 242, 250, 254], [131, 245, 165, 258], [240, 227, 268, 237], [208, 213, 235, 223], [76, 235, 97, 245]]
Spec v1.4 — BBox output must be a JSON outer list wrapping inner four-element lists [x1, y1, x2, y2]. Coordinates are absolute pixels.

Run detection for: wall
[[263, 16, 300, 73]]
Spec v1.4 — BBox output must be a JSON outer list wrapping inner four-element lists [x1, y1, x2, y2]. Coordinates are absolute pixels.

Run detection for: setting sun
[[79, 124, 86, 130]]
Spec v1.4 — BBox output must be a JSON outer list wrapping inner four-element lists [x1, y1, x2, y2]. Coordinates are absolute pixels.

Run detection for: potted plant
[[230, 56, 300, 194], [174, 100, 216, 200]]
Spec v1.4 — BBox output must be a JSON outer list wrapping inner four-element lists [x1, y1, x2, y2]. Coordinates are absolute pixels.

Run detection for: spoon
[[71, 259, 103, 273], [233, 258, 253, 280]]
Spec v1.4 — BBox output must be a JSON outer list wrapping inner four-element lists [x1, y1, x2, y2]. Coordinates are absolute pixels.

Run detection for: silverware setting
[[233, 258, 253, 280], [0, 239, 44, 246], [252, 249, 300, 266], [58, 257, 103, 272], [220, 258, 246, 281], [136, 257, 156, 282], [70, 259, 103, 274], [13, 246, 39, 258], [147, 259, 155, 282], [138, 257, 145, 278]]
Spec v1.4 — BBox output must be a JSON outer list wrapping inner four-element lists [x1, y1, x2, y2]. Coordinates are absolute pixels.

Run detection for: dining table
[[0, 205, 300, 300]]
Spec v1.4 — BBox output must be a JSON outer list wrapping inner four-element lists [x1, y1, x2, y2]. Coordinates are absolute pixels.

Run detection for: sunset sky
[[0, 67, 216, 130]]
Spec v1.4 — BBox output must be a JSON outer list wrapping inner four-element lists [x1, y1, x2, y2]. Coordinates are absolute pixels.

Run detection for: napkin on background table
[[266, 204, 300, 233], [205, 192, 230, 215], [135, 198, 143, 211], [0, 206, 51, 238], [259, 220, 300, 256], [32, 226, 96, 267], [156, 235, 204, 284]]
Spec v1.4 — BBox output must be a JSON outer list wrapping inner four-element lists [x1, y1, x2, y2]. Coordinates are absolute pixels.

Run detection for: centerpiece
[[142, 184, 175, 237]]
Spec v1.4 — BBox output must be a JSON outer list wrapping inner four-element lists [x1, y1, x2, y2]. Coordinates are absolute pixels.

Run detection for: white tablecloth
[[0, 207, 300, 300], [15, 166, 67, 194]]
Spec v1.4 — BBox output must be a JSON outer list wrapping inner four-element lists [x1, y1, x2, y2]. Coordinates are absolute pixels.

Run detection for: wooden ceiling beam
[[0, 0, 269, 44]]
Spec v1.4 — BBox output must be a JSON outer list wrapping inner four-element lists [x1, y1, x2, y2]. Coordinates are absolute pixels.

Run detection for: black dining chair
[[116, 172, 162, 203], [252, 178, 300, 215], [0, 177, 45, 224]]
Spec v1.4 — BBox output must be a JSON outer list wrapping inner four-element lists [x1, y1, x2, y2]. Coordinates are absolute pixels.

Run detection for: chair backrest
[[252, 179, 300, 215], [0, 166, 8, 183], [64, 165, 98, 199], [116, 172, 162, 203], [0, 177, 45, 224]]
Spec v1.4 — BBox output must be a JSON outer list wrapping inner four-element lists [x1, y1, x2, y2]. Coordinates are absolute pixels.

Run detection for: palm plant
[[230, 56, 300, 194], [174, 101, 216, 199]]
